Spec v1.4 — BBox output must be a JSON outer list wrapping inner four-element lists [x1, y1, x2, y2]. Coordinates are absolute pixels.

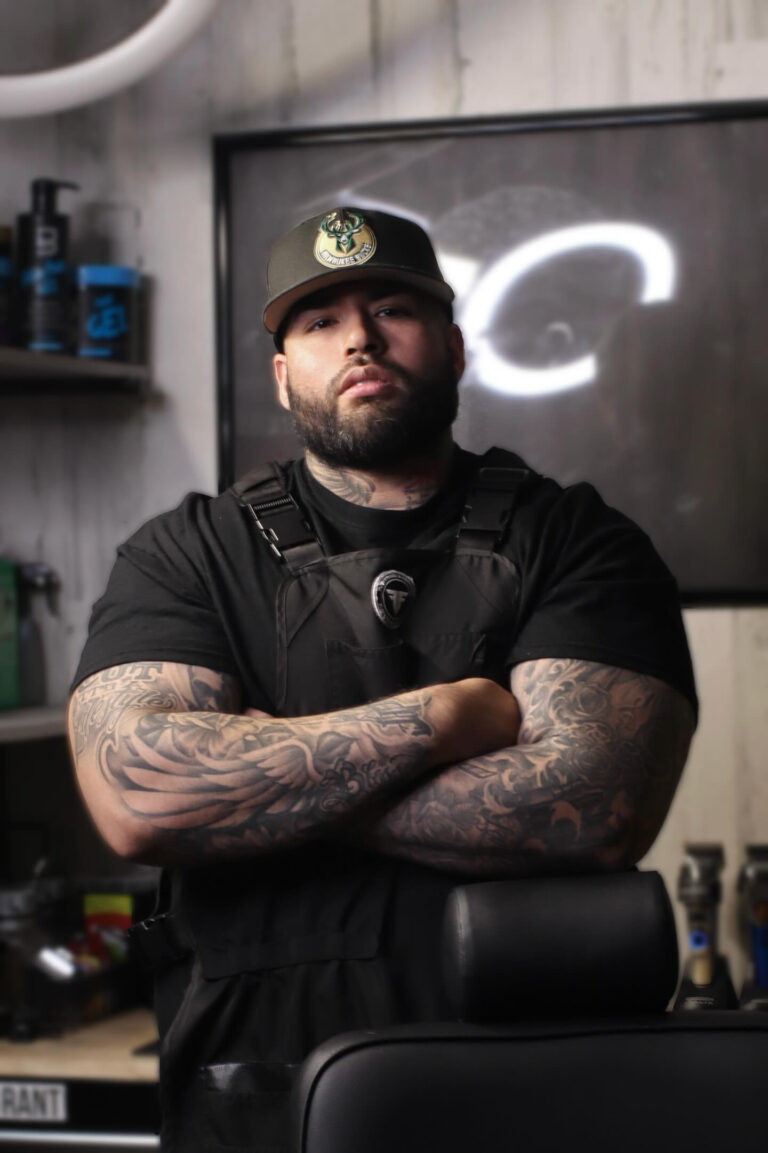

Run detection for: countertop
[[0, 1007, 158, 1082]]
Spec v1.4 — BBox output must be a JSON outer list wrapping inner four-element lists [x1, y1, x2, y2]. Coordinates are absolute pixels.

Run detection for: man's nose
[[344, 310, 385, 356]]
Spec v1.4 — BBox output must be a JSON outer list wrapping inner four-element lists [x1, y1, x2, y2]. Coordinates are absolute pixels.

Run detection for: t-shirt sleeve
[[508, 479, 698, 714], [71, 495, 239, 690]]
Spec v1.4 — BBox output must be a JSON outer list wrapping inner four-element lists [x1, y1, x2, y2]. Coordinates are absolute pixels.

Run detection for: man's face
[[272, 281, 465, 468]]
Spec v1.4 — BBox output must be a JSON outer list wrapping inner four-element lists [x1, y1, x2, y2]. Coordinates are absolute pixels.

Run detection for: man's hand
[[425, 677, 521, 767], [344, 658, 696, 876], [68, 663, 520, 866]]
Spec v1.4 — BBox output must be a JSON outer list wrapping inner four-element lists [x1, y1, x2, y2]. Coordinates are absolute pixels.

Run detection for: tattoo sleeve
[[348, 658, 695, 876], [68, 662, 437, 864]]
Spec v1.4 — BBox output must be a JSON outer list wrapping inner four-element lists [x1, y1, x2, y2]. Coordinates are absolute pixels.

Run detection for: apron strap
[[457, 448, 532, 552], [234, 449, 533, 569], [233, 463, 324, 574]]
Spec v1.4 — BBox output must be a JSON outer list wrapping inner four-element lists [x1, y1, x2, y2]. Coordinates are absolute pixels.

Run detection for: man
[[68, 206, 697, 1152]]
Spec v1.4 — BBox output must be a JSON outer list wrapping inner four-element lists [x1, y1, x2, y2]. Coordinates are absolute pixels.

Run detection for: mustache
[[329, 357, 406, 399]]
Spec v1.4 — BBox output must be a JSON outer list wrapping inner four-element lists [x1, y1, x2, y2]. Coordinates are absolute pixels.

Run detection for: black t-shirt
[[73, 447, 697, 713]]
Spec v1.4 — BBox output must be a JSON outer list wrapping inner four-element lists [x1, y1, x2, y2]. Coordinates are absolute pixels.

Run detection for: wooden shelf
[[0, 347, 151, 395], [0, 704, 67, 743]]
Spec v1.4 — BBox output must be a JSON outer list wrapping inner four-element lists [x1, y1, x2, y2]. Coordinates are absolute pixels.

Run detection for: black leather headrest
[[442, 870, 678, 1021]]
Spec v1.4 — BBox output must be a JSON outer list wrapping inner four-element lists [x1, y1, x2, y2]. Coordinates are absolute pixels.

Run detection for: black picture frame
[[213, 101, 768, 606]]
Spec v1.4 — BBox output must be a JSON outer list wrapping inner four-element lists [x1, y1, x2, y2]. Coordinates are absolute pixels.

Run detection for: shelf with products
[[0, 347, 151, 396], [0, 714, 160, 1149]]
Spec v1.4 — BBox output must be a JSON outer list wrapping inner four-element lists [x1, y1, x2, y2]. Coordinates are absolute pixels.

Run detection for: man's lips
[[338, 365, 396, 399]]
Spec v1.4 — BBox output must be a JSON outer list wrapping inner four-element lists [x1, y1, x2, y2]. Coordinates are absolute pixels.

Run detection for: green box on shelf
[[0, 557, 20, 709]]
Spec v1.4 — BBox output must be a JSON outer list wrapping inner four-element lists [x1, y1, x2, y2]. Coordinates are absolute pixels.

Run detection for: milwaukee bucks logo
[[314, 210, 377, 268]]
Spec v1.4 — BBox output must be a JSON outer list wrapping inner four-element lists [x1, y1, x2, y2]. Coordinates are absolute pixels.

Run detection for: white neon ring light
[[0, 0, 220, 118], [460, 222, 676, 397]]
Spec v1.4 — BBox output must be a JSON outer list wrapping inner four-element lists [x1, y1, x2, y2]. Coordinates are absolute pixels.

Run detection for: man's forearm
[[68, 662, 519, 865], [341, 739, 631, 875], [344, 659, 696, 876], [70, 663, 440, 864]]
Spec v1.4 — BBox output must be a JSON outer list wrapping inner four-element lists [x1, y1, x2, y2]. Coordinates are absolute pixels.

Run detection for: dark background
[[214, 107, 768, 603]]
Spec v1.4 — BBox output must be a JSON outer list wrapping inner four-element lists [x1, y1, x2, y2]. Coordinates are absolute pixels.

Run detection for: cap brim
[[263, 265, 455, 335]]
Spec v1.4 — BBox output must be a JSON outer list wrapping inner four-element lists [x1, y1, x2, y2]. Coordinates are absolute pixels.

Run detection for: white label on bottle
[[0, 1081, 68, 1123]]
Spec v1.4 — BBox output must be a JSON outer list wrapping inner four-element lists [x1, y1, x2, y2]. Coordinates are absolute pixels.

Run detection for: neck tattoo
[[306, 454, 443, 510]]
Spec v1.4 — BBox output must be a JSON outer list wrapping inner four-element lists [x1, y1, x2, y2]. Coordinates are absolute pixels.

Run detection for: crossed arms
[[68, 657, 695, 876]]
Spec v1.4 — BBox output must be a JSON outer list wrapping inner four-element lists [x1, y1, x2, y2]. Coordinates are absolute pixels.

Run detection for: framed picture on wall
[[213, 102, 768, 604]]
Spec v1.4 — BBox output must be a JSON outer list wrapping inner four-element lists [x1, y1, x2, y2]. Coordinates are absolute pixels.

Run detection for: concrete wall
[[1, 0, 767, 986]]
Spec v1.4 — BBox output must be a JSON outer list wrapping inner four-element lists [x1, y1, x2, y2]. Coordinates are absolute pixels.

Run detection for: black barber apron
[[154, 459, 526, 1153]]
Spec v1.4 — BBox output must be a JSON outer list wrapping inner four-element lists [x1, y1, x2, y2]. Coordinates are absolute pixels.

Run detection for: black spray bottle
[[17, 563, 59, 707], [16, 178, 79, 353]]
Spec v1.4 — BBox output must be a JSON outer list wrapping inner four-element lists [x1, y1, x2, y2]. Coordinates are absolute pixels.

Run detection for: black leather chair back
[[293, 872, 768, 1153]]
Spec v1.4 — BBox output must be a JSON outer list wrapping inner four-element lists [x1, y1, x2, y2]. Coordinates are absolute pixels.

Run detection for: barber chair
[[292, 871, 768, 1153]]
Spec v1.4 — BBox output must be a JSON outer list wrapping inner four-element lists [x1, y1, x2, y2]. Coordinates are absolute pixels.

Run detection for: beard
[[285, 352, 460, 469]]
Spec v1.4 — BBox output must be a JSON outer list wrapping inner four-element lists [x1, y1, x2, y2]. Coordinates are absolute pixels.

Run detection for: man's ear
[[448, 323, 465, 380], [273, 353, 290, 410]]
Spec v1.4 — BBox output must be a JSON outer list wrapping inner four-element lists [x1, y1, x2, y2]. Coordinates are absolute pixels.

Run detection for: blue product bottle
[[17, 178, 79, 353], [76, 265, 140, 362]]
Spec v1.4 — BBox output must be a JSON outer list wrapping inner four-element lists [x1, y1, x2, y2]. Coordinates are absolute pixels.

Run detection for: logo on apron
[[371, 569, 416, 629]]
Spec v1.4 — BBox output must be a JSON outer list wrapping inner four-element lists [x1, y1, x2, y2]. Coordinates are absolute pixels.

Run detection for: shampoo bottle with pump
[[16, 178, 79, 353]]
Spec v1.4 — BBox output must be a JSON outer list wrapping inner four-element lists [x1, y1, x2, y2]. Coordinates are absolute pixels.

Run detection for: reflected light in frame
[[458, 222, 677, 397]]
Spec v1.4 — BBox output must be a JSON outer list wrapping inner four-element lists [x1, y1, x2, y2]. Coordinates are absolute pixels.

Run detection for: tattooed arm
[[343, 658, 695, 876], [67, 661, 519, 865]]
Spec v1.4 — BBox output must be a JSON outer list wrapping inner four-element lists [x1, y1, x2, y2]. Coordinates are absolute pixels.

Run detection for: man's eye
[[306, 316, 334, 332], [377, 305, 409, 318]]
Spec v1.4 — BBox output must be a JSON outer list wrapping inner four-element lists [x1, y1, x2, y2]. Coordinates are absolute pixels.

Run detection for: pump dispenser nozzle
[[30, 179, 79, 216], [18, 563, 60, 616]]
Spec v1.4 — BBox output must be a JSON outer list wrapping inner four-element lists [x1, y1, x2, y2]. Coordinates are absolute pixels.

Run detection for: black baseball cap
[[263, 206, 454, 335]]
